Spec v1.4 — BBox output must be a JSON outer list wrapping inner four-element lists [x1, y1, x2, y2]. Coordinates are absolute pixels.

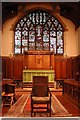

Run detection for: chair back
[[32, 76, 48, 97]]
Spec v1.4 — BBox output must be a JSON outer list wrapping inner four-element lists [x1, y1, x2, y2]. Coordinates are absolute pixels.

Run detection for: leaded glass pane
[[29, 43, 35, 50], [43, 13, 46, 23], [15, 30, 21, 40], [47, 19, 52, 27], [23, 17, 27, 22], [29, 31, 35, 42], [50, 30, 56, 37], [23, 24, 28, 30], [29, 14, 32, 21], [43, 30, 49, 42], [16, 24, 21, 30], [57, 31, 63, 40], [20, 19, 24, 27], [31, 13, 35, 24], [50, 37, 56, 54], [52, 17, 55, 22], [54, 19, 59, 27], [22, 40, 28, 47], [57, 47, 63, 54], [26, 19, 31, 27], [57, 24, 63, 31], [36, 13, 39, 24], [22, 30, 28, 36], [40, 13, 42, 24], [36, 43, 42, 50], [50, 31, 56, 53], [57, 31, 63, 54], [15, 30, 21, 54], [29, 24, 34, 30], [50, 24, 56, 31], [22, 29, 28, 53], [36, 25, 42, 41], [43, 43, 49, 50], [43, 24, 49, 30], [15, 40, 21, 54]]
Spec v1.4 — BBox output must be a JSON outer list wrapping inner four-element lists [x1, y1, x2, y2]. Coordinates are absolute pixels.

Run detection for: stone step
[[22, 82, 54, 88]]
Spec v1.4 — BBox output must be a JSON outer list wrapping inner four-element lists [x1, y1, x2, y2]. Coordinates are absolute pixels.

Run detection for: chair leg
[[31, 104, 33, 117], [50, 101, 51, 117], [49, 107, 51, 117], [31, 112, 35, 117], [34, 112, 36, 116], [31, 112, 33, 117]]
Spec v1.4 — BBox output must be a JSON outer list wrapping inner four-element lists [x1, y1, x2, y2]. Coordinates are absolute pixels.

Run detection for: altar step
[[22, 82, 54, 88], [22, 82, 32, 88]]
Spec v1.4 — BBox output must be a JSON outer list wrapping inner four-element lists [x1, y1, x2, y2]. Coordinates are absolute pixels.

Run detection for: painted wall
[[62, 17, 78, 57], [78, 27, 80, 55], [0, 31, 2, 56], [2, 4, 79, 57]]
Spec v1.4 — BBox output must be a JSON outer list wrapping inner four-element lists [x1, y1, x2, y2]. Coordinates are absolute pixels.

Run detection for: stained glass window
[[14, 10, 64, 54]]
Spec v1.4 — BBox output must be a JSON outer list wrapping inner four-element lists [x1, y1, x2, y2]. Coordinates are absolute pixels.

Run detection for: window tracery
[[14, 10, 64, 55]]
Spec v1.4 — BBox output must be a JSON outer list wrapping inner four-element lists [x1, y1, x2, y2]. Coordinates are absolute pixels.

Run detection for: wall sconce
[[50, 66, 52, 69], [25, 66, 27, 69]]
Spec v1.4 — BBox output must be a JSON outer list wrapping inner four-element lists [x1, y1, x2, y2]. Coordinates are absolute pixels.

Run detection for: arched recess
[[11, 7, 67, 55]]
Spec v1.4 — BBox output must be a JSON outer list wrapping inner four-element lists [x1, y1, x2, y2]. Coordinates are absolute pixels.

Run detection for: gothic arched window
[[14, 10, 64, 55]]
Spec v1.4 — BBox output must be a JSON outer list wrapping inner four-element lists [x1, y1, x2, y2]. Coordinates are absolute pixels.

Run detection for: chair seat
[[32, 96, 50, 102]]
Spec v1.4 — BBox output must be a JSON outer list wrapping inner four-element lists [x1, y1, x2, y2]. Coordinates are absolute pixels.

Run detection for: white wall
[[2, 10, 79, 57]]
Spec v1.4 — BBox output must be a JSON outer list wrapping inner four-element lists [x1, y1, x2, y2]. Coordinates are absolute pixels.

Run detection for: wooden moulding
[[24, 50, 54, 55]]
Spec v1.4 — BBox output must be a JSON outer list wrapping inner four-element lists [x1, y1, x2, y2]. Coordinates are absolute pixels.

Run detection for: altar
[[23, 69, 55, 83], [23, 51, 55, 85]]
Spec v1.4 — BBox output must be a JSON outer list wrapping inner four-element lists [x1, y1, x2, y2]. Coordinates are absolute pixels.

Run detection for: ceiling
[[2, 2, 80, 29]]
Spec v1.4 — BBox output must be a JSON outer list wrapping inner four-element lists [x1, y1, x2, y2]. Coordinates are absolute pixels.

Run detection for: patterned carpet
[[4, 94, 72, 117]]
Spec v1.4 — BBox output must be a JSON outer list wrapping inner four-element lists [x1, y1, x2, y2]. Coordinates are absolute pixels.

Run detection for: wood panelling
[[61, 58, 67, 79], [13, 55, 23, 80], [36, 55, 43, 69], [28, 55, 36, 69], [54, 56, 67, 79], [2, 57, 11, 78], [10, 58, 14, 79], [24, 51, 54, 70], [50, 54, 54, 69], [66, 56, 80, 79], [27, 55, 51, 69], [54, 56, 62, 79], [64, 79, 80, 106], [2, 55, 80, 81], [54, 55, 80, 80], [2, 55, 24, 80], [42, 55, 50, 69], [13, 58, 19, 80]]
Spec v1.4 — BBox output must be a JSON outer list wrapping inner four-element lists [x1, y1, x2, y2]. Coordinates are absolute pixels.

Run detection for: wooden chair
[[31, 76, 52, 117]]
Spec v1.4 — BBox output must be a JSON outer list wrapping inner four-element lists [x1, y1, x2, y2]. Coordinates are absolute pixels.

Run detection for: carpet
[[4, 94, 72, 117]]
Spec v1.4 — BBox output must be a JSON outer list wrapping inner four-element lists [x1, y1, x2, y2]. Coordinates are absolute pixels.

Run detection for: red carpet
[[4, 94, 72, 117], [21, 94, 72, 117], [23, 95, 31, 112]]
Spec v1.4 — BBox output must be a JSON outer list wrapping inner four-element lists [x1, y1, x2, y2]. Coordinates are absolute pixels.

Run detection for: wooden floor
[[2, 87, 80, 117]]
